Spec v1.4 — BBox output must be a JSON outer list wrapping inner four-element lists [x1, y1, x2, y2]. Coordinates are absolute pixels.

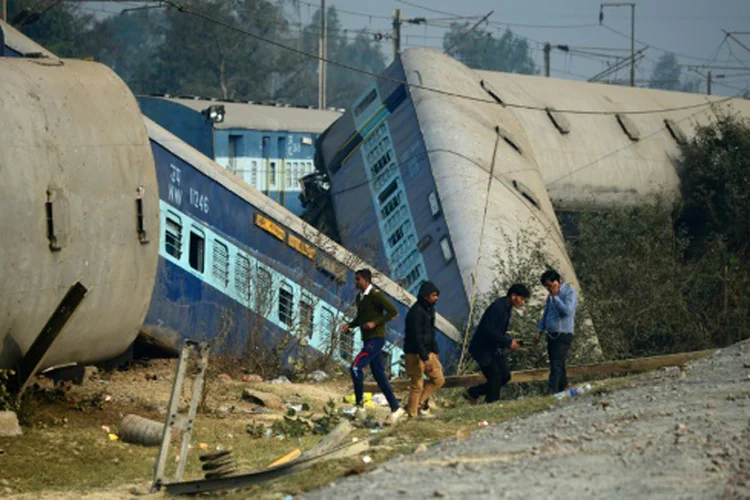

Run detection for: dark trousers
[[350, 338, 400, 411], [547, 333, 573, 394], [467, 354, 511, 403]]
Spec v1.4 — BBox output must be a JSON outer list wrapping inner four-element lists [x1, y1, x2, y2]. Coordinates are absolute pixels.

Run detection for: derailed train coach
[[142, 118, 462, 374], [0, 20, 160, 370], [318, 48, 750, 358]]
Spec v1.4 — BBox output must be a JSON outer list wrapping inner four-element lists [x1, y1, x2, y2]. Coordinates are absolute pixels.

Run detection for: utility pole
[[392, 9, 401, 61], [707, 71, 712, 95], [391, 10, 426, 61], [600, 3, 636, 87], [318, 0, 326, 110], [543, 43, 570, 77]]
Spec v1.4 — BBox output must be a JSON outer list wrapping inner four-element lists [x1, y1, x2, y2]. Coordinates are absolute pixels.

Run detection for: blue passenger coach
[[141, 118, 461, 373], [138, 96, 341, 217]]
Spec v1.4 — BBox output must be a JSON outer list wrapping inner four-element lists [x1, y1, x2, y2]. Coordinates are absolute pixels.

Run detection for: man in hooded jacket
[[404, 281, 445, 418]]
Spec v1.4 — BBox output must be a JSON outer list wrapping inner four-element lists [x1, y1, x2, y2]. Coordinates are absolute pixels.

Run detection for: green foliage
[[677, 110, 750, 258], [443, 24, 536, 74], [571, 200, 750, 358], [0, 369, 18, 412], [9, 0, 94, 57], [648, 52, 702, 93]]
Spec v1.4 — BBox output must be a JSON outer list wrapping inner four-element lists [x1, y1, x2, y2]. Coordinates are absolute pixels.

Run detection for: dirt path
[[309, 340, 750, 499]]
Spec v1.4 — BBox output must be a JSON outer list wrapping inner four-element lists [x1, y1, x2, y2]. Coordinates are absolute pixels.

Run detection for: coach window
[[212, 239, 229, 287], [278, 282, 294, 326], [189, 227, 205, 273], [235, 254, 251, 300], [428, 191, 441, 217], [299, 294, 314, 339], [255, 267, 273, 311], [165, 212, 183, 260], [440, 237, 454, 263]]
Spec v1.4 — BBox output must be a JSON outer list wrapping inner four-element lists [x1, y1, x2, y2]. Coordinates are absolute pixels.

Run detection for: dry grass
[[0, 360, 642, 499]]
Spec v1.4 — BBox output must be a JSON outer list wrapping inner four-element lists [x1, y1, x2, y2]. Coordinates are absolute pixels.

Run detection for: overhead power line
[[162, 0, 741, 116]]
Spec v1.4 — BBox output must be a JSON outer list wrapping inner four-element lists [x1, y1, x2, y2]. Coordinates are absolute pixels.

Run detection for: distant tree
[[144, 0, 290, 100], [84, 9, 167, 94], [648, 52, 702, 93], [648, 53, 682, 90], [442, 23, 536, 74], [8, 0, 93, 57], [275, 6, 387, 109]]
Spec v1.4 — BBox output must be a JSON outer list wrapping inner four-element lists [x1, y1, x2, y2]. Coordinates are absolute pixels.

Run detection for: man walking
[[534, 270, 578, 395], [404, 281, 445, 418], [464, 284, 530, 405], [340, 269, 405, 425]]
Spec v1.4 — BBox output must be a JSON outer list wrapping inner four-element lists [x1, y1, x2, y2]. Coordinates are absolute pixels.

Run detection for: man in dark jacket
[[404, 281, 445, 418], [464, 283, 530, 404], [340, 269, 404, 425]]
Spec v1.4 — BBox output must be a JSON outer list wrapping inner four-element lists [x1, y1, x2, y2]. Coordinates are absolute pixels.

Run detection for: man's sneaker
[[386, 407, 406, 425], [462, 390, 479, 405]]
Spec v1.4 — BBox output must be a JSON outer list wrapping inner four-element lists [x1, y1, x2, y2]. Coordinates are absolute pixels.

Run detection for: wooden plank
[[365, 349, 716, 392]]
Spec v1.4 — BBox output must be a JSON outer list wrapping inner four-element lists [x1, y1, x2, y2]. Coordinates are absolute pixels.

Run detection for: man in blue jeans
[[340, 269, 404, 425], [534, 269, 578, 394]]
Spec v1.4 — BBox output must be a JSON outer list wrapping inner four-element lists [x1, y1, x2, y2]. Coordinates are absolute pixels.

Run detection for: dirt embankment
[[309, 340, 750, 499]]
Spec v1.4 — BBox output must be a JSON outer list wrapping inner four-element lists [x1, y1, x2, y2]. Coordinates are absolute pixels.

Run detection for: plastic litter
[[554, 383, 592, 400], [343, 393, 372, 405], [198, 443, 210, 451], [101, 425, 111, 433], [478, 421, 489, 428], [371, 393, 389, 406], [108, 433, 119, 441], [362, 455, 373, 464]]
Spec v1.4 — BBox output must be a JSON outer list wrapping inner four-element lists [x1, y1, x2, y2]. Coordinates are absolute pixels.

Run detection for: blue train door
[[277, 136, 287, 206]]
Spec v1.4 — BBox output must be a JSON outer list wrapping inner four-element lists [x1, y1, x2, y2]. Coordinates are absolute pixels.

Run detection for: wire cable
[[162, 0, 742, 117]]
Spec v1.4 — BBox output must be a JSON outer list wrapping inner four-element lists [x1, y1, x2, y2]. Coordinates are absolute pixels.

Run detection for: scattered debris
[[0, 412, 22, 437], [371, 393, 389, 406], [270, 376, 292, 385], [414, 443, 428, 454], [362, 455, 373, 464], [108, 433, 119, 442], [478, 421, 489, 428], [119, 414, 166, 447], [241, 374, 263, 383], [308, 370, 329, 382], [242, 389, 284, 410]]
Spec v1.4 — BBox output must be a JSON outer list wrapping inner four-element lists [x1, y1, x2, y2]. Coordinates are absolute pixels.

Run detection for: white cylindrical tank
[[0, 56, 159, 369]]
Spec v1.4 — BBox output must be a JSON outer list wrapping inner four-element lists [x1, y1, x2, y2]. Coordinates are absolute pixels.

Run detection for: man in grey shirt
[[534, 270, 578, 394]]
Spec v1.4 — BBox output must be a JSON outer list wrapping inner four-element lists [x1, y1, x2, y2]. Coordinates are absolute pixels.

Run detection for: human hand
[[424, 361, 434, 374], [339, 323, 350, 333], [510, 339, 521, 351], [363, 321, 376, 330]]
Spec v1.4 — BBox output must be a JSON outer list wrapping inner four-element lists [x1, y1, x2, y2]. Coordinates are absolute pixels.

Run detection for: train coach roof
[[142, 96, 343, 133], [1, 19, 57, 58], [143, 116, 461, 343]]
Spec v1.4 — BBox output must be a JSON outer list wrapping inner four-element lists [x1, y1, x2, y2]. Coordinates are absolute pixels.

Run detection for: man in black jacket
[[464, 283, 530, 404], [404, 281, 445, 418]]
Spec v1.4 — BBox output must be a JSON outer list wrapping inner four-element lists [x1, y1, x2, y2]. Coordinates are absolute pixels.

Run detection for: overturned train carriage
[[318, 49, 750, 358], [142, 118, 462, 374], [0, 21, 160, 370]]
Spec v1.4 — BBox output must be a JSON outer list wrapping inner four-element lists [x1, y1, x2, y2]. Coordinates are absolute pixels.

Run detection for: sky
[[84, 0, 750, 97]]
